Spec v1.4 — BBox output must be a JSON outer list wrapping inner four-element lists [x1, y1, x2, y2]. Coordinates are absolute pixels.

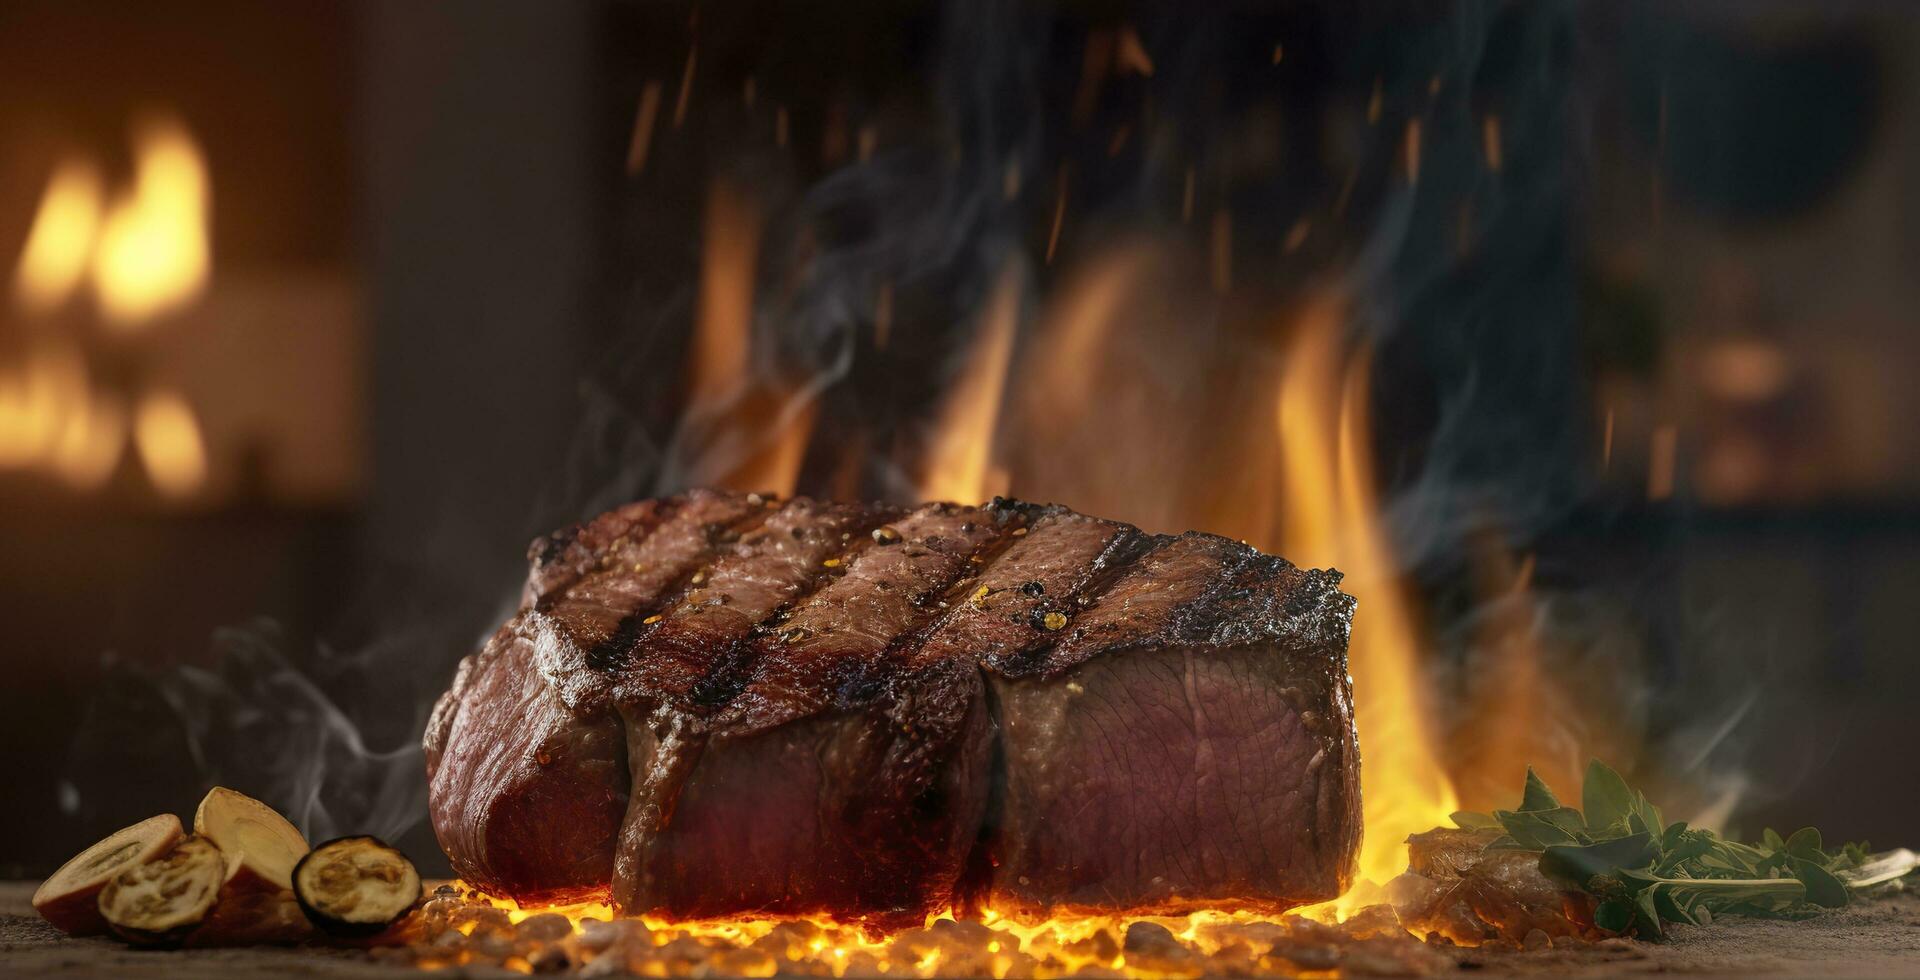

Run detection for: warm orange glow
[[1450, 541, 1567, 809], [13, 159, 103, 315], [1648, 423, 1677, 500], [0, 374, 27, 470], [1698, 338, 1789, 402], [0, 341, 90, 470], [1403, 119, 1423, 184], [626, 82, 664, 176], [678, 180, 818, 497], [133, 387, 208, 499], [920, 265, 1018, 503], [465, 885, 1373, 977], [93, 114, 211, 329], [50, 391, 127, 491], [691, 181, 759, 406], [734, 399, 818, 499], [1271, 299, 1458, 886], [1012, 244, 1149, 422], [1448, 532, 1639, 813]]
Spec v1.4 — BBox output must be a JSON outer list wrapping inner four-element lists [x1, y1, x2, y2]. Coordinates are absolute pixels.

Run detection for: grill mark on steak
[[711, 501, 1018, 737], [534, 491, 768, 710], [1032, 531, 1263, 677], [625, 497, 906, 713], [912, 507, 1146, 676]]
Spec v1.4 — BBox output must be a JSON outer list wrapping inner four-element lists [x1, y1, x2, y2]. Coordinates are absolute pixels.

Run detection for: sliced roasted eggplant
[[193, 786, 309, 891], [292, 836, 422, 936], [186, 787, 319, 945], [97, 836, 226, 946], [32, 813, 184, 936]]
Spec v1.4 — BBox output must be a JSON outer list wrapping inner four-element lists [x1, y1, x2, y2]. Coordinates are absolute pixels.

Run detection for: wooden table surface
[[1, 882, 426, 979], [6, 880, 1920, 978]]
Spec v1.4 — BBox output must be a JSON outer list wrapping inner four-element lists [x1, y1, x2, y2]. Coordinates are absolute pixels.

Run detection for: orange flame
[[50, 390, 127, 491], [13, 160, 104, 316], [679, 180, 816, 496], [92, 114, 212, 330], [133, 387, 208, 499], [2, 113, 212, 496], [0, 341, 90, 471], [1270, 299, 1458, 886], [919, 264, 1019, 503]]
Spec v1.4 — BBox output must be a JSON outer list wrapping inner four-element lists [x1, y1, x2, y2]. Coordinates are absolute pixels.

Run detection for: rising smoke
[[60, 0, 1773, 873]]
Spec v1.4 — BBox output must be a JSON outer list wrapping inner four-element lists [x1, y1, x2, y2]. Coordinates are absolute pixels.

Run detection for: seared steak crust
[[426, 491, 1359, 922]]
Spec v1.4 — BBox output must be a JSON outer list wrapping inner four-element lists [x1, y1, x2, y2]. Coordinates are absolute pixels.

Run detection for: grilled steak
[[425, 491, 1360, 924]]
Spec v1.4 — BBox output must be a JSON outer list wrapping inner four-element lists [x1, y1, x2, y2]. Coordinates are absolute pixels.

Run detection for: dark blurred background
[[1, 0, 1915, 878]]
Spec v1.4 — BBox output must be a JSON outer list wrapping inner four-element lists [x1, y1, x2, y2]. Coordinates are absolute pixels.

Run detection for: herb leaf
[[1541, 833, 1658, 889], [1468, 760, 1917, 940], [1450, 810, 1501, 832], [1518, 767, 1561, 812], [1581, 760, 1636, 834], [1793, 858, 1851, 909]]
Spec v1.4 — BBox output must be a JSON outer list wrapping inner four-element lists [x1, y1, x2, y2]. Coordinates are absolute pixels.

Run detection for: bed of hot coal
[[370, 884, 1459, 977], [6, 879, 1918, 977]]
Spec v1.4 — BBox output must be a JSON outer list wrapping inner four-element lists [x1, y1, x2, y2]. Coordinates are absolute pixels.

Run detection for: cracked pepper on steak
[[424, 490, 1362, 926]]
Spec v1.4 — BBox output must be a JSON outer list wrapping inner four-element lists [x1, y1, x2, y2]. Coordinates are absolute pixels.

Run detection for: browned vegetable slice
[[292, 836, 422, 936], [193, 786, 309, 891], [32, 813, 184, 935], [97, 836, 226, 945]]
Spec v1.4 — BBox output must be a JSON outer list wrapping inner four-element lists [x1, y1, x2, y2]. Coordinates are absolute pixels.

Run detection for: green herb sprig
[[1451, 761, 1918, 939]]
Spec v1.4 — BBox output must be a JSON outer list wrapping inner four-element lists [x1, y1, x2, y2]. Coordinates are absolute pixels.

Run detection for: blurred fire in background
[[5, 113, 211, 495], [1, 0, 1917, 894]]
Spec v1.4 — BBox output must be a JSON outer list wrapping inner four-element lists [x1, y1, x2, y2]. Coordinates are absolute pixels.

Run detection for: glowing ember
[[381, 884, 1449, 977]]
